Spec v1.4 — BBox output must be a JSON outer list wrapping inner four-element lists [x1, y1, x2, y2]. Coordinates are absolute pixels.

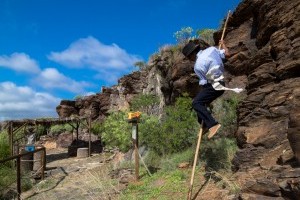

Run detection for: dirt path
[[20, 147, 235, 200], [21, 148, 124, 200]]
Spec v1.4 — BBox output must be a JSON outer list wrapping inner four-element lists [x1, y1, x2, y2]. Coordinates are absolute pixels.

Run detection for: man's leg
[[192, 83, 224, 129]]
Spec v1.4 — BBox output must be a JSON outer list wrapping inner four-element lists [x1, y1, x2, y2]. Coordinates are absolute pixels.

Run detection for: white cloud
[[0, 52, 40, 73], [33, 68, 92, 93], [47, 36, 141, 71], [0, 82, 60, 120]]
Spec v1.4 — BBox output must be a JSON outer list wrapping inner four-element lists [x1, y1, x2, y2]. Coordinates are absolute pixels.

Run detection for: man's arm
[[219, 40, 230, 57]]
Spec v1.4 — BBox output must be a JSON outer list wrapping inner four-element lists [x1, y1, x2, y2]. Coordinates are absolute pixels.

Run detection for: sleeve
[[194, 60, 208, 85], [218, 49, 226, 59]]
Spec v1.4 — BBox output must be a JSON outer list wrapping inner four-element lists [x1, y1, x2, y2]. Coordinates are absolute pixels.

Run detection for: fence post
[[16, 157, 21, 200], [132, 122, 139, 181]]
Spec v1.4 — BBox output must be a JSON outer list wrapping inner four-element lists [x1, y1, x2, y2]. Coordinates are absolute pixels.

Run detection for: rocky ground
[[19, 145, 238, 200], [21, 147, 131, 200]]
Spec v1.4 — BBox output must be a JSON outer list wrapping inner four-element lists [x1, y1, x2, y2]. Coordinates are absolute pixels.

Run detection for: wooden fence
[[0, 147, 46, 200]]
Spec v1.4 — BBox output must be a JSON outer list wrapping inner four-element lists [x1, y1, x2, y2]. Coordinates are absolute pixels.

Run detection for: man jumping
[[182, 40, 230, 139]]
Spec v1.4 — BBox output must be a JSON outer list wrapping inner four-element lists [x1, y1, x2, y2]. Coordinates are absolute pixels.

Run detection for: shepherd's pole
[[219, 10, 231, 49], [187, 123, 204, 200], [188, 11, 231, 199]]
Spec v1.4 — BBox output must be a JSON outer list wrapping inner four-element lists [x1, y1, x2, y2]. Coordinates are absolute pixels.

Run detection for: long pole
[[89, 116, 91, 157], [16, 157, 21, 200], [132, 122, 139, 181], [187, 123, 204, 200], [219, 10, 231, 49]]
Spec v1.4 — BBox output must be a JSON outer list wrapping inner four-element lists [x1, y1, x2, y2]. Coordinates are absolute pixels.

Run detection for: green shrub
[[142, 95, 199, 155], [213, 94, 241, 135], [173, 27, 194, 44], [196, 28, 216, 46], [0, 165, 16, 192], [130, 94, 159, 115], [0, 131, 9, 160], [50, 124, 73, 134], [100, 111, 131, 152], [159, 147, 194, 172], [91, 122, 103, 136], [144, 150, 162, 170], [134, 61, 147, 71], [201, 137, 238, 171]]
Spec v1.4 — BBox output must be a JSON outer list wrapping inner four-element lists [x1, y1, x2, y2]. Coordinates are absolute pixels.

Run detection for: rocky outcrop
[[56, 71, 148, 121], [56, 0, 300, 198], [218, 0, 300, 199]]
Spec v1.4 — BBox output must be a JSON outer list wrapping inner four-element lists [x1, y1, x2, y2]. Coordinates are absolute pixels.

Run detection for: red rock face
[[218, 0, 300, 198]]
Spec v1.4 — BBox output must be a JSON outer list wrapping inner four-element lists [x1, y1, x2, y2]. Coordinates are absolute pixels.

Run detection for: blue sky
[[0, 0, 241, 120]]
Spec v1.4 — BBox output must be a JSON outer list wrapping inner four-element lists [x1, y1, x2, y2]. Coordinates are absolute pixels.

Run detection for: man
[[182, 40, 230, 139]]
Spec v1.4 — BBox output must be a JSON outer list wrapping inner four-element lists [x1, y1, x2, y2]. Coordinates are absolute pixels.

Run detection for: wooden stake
[[187, 123, 204, 200], [219, 10, 231, 50], [132, 122, 139, 181]]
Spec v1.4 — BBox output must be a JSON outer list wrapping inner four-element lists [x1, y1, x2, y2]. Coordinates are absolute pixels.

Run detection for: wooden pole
[[132, 122, 139, 181], [41, 148, 46, 180], [187, 123, 204, 200], [219, 10, 231, 50], [8, 122, 13, 157], [88, 116, 91, 157], [76, 121, 79, 142], [16, 157, 21, 200]]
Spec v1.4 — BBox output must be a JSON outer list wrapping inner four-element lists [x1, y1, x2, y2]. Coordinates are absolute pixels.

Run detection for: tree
[[134, 61, 147, 71], [173, 27, 194, 44]]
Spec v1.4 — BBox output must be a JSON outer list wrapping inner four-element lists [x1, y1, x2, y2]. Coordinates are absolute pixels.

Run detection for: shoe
[[207, 124, 221, 139]]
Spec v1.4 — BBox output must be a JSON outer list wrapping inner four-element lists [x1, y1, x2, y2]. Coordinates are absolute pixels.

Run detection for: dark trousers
[[192, 82, 225, 129]]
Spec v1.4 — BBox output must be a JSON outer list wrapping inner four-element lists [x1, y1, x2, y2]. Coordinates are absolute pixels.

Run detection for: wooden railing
[[0, 147, 46, 200]]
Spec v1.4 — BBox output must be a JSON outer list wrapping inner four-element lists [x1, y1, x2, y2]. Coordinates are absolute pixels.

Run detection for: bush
[[213, 94, 242, 135], [130, 94, 159, 115], [91, 122, 103, 136], [100, 111, 131, 152], [159, 148, 194, 172], [134, 61, 147, 71], [142, 95, 199, 155], [0, 131, 9, 160], [201, 137, 238, 171], [0, 165, 17, 193], [50, 124, 73, 135], [173, 27, 194, 44], [196, 28, 216, 46]]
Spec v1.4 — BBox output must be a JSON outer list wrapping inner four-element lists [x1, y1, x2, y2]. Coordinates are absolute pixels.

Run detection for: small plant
[[173, 27, 194, 44], [196, 28, 216, 46], [91, 122, 103, 136], [159, 147, 194, 172], [201, 137, 238, 171], [100, 111, 131, 152], [134, 61, 147, 71], [74, 95, 83, 100], [0, 165, 17, 194], [130, 94, 159, 115], [0, 131, 9, 160], [50, 124, 73, 135], [213, 94, 242, 135], [141, 94, 199, 156]]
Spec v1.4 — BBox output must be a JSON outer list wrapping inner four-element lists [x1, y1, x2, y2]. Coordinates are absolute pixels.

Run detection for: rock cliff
[[56, 0, 300, 198], [221, 0, 300, 199]]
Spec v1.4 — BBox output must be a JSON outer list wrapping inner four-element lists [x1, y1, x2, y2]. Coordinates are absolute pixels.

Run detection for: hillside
[[56, 0, 300, 199]]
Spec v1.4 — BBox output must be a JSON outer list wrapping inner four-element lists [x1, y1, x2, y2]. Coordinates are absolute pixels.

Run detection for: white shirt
[[194, 47, 225, 85]]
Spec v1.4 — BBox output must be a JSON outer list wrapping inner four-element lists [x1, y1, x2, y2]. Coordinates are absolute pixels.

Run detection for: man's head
[[182, 42, 200, 61]]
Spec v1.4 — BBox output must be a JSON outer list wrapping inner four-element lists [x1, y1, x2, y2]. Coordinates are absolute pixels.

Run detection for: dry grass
[[23, 163, 121, 200]]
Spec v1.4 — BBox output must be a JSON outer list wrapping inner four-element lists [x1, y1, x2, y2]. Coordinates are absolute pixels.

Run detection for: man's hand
[[219, 40, 230, 57]]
